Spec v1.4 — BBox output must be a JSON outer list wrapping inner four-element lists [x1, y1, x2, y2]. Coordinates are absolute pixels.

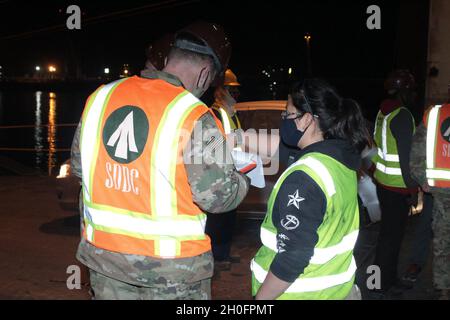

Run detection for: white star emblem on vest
[[287, 190, 305, 210]]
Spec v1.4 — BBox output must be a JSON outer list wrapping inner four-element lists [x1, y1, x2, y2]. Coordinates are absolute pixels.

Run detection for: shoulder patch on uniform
[[287, 189, 305, 209], [281, 215, 300, 230]]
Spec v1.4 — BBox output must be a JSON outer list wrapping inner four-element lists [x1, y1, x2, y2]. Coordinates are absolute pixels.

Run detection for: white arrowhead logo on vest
[[107, 111, 139, 160], [441, 118, 450, 143], [444, 125, 450, 138], [103, 106, 149, 164]]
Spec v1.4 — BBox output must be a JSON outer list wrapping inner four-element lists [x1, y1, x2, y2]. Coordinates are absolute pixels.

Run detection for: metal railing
[[0, 123, 77, 152]]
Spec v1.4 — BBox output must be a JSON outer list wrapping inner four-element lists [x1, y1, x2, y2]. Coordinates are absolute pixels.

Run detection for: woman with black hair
[[251, 79, 369, 300]]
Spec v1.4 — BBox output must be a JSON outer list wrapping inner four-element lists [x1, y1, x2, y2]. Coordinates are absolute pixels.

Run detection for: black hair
[[167, 33, 217, 74], [291, 78, 370, 153]]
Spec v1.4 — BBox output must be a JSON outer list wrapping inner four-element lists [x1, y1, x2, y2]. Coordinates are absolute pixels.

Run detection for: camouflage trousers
[[431, 194, 450, 290], [89, 270, 211, 300]]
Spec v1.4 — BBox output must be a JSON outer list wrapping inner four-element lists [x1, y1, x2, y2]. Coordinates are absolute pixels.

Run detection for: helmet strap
[[174, 38, 222, 72]]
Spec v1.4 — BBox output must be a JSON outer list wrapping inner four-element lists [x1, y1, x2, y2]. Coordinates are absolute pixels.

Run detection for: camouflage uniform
[[88, 266, 211, 300], [71, 70, 249, 300], [410, 122, 450, 292]]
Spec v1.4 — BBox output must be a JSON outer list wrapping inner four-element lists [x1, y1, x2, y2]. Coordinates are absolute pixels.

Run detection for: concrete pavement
[[0, 176, 437, 300]]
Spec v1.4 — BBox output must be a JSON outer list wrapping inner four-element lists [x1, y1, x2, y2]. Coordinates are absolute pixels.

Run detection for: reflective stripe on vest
[[81, 79, 126, 202], [375, 162, 402, 176], [218, 107, 232, 135], [251, 256, 357, 293], [377, 147, 399, 162], [380, 112, 400, 163], [150, 92, 206, 256], [273, 156, 336, 197], [260, 228, 359, 265], [80, 78, 210, 258], [426, 105, 450, 187], [215, 106, 242, 151], [85, 206, 206, 239], [150, 92, 202, 219]]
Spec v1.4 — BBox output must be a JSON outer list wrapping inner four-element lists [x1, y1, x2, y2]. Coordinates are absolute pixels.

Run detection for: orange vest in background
[[79, 76, 221, 258], [423, 104, 450, 188]]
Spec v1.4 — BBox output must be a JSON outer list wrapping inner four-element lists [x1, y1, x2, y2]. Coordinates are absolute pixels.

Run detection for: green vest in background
[[251, 152, 360, 300], [212, 104, 241, 134], [372, 107, 415, 188]]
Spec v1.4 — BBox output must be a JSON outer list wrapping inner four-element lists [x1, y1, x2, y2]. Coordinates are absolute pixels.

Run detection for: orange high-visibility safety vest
[[80, 76, 223, 259], [424, 104, 450, 188]]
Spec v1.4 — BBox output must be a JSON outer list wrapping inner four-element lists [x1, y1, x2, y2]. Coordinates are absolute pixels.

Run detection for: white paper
[[231, 150, 266, 188], [358, 173, 381, 223]]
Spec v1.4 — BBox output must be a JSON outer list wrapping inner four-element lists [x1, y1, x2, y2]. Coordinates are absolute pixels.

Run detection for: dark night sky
[[0, 0, 430, 117], [0, 0, 428, 76]]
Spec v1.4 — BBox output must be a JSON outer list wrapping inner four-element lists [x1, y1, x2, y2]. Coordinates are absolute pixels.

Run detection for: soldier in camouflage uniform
[[410, 99, 450, 300], [70, 22, 249, 300]]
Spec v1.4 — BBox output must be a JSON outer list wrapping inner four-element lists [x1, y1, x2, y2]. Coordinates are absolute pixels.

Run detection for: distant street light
[[35, 66, 41, 71], [121, 64, 130, 77], [304, 33, 312, 76], [104, 68, 110, 74], [288, 67, 293, 75], [48, 65, 56, 73]]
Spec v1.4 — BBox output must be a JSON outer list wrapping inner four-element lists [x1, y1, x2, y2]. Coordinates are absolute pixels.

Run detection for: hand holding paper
[[231, 150, 265, 188]]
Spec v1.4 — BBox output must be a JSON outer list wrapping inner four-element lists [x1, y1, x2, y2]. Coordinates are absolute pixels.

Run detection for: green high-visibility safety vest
[[251, 152, 360, 300], [212, 104, 241, 134], [372, 107, 415, 188]]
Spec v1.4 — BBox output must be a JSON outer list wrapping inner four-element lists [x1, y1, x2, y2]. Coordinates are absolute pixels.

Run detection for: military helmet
[[174, 21, 232, 75], [146, 34, 173, 71], [384, 69, 416, 92]]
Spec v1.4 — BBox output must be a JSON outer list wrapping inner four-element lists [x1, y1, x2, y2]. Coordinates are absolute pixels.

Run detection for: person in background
[[409, 84, 450, 300], [211, 69, 242, 136], [251, 79, 369, 300], [140, 34, 173, 76], [370, 70, 421, 296], [400, 193, 433, 288], [206, 69, 243, 271]]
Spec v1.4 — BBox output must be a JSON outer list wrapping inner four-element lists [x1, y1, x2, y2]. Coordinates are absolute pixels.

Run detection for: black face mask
[[280, 118, 305, 147]]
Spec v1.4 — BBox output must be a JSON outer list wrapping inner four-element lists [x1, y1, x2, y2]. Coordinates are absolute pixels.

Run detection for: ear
[[296, 113, 313, 131], [197, 67, 211, 89]]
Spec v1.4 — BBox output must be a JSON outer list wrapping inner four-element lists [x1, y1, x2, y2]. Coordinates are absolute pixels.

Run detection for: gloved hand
[[407, 192, 419, 208], [409, 190, 424, 216]]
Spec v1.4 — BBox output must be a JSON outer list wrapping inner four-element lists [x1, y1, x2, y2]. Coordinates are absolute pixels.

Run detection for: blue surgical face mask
[[280, 118, 305, 147]]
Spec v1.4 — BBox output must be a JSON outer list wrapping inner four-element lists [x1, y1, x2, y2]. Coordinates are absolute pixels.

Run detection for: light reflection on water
[[35, 91, 43, 170], [0, 88, 82, 176], [48, 92, 57, 176], [33, 91, 58, 175], [0, 92, 3, 121]]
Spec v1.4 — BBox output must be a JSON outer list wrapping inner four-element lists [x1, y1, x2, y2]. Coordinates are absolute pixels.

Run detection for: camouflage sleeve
[[70, 120, 83, 179], [410, 123, 427, 186], [183, 112, 249, 214]]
